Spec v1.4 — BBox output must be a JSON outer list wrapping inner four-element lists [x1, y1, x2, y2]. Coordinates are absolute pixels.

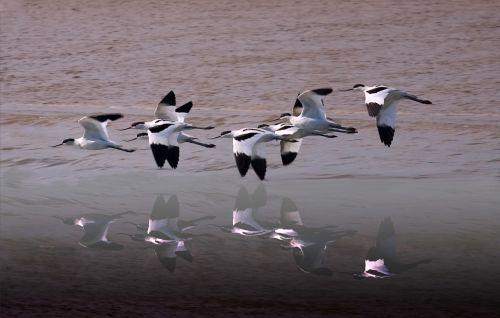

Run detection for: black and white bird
[[274, 88, 357, 135], [210, 128, 298, 180], [55, 211, 132, 249], [342, 84, 432, 147], [144, 195, 212, 271], [120, 91, 215, 149], [147, 120, 214, 169], [258, 122, 337, 166], [214, 185, 274, 237], [126, 131, 215, 148], [51, 114, 134, 152], [353, 217, 431, 279], [271, 198, 353, 276]]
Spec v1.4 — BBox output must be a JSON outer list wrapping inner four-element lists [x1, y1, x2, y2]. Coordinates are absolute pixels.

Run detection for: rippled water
[[1, 0, 499, 316]]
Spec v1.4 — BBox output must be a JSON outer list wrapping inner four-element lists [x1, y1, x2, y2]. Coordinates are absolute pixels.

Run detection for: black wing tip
[[90, 113, 123, 122], [377, 125, 395, 147], [166, 146, 180, 169], [160, 91, 176, 106], [366, 86, 388, 94], [294, 98, 302, 107], [281, 152, 298, 166], [234, 153, 251, 177], [312, 88, 333, 96], [150, 143, 168, 168], [175, 101, 193, 114], [251, 158, 267, 180]]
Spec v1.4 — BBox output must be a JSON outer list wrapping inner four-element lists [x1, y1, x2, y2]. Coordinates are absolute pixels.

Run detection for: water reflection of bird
[[273, 197, 355, 276], [354, 217, 431, 279], [213, 185, 274, 237], [55, 211, 132, 249], [120, 194, 214, 271]]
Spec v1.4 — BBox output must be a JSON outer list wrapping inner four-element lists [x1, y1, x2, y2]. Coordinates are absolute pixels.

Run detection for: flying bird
[[342, 84, 432, 147], [210, 128, 298, 180], [51, 113, 134, 152]]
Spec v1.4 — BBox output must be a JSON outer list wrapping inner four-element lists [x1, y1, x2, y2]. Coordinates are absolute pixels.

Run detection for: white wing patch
[[79, 117, 110, 141]]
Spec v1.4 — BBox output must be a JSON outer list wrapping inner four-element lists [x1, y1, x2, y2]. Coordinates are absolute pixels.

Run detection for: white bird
[[342, 84, 432, 147], [353, 217, 431, 279], [147, 120, 214, 169], [274, 88, 358, 135], [119, 91, 192, 130], [126, 131, 215, 148], [55, 211, 132, 249], [214, 185, 274, 237], [51, 113, 134, 152], [210, 128, 298, 180], [120, 91, 216, 149], [257, 122, 337, 166]]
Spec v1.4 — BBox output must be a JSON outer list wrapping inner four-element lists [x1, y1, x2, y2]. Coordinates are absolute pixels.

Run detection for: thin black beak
[[338, 88, 353, 92], [125, 137, 138, 142], [118, 127, 132, 131], [51, 143, 63, 147]]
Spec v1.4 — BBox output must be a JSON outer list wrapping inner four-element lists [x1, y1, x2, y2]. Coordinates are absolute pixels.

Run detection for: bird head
[[51, 138, 75, 147], [340, 84, 366, 92]]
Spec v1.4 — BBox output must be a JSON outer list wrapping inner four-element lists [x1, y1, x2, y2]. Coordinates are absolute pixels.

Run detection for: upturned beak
[[50, 143, 63, 147], [208, 135, 222, 140], [118, 127, 132, 131], [338, 88, 353, 92], [125, 137, 138, 142]]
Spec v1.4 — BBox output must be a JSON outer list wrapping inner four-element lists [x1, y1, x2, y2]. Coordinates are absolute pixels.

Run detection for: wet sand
[[1, 0, 500, 317]]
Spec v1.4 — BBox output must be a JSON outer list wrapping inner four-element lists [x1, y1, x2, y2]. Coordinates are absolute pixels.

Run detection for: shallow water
[[1, 0, 500, 316]]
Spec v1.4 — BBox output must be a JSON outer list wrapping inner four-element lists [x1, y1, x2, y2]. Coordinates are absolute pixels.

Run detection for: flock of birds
[[52, 85, 432, 179], [55, 186, 431, 276]]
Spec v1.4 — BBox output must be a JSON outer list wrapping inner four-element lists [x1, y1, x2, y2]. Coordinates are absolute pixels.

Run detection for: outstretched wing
[[154, 91, 193, 122], [280, 197, 303, 226], [232, 130, 262, 177], [79, 113, 123, 141], [376, 103, 397, 147], [280, 139, 302, 166], [297, 88, 332, 119], [148, 121, 180, 168]]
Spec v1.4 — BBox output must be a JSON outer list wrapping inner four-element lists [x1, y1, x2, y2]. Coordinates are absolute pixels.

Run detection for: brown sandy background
[[1, 0, 500, 317]]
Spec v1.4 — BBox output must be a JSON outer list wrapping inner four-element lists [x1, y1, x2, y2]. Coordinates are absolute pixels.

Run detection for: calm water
[[1, 0, 499, 316]]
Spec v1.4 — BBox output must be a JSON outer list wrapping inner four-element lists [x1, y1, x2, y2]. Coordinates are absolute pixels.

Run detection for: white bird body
[[214, 128, 291, 180], [347, 84, 432, 147], [283, 88, 357, 135], [147, 120, 214, 169], [52, 114, 134, 152]]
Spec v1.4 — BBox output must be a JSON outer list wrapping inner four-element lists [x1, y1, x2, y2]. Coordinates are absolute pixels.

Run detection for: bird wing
[[293, 97, 303, 116], [297, 88, 332, 119], [79, 222, 110, 247], [376, 103, 397, 147], [155, 242, 178, 271], [280, 197, 303, 226], [154, 91, 176, 119], [233, 208, 262, 231], [232, 130, 263, 177], [148, 121, 180, 168], [280, 139, 302, 166], [364, 259, 391, 277], [79, 114, 122, 141], [292, 242, 331, 275], [376, 217, 397, 259]]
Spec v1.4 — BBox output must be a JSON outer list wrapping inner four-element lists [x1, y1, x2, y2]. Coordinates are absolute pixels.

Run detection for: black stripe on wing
[[166, 146, 180, 169], [377, 125, 395, 147], [150, 143, 168, 168], [160, 91, 176, 106], [251, 158, 267, 180], [149, 123, 174, 133], [366, 103, 382, 117], [366, 86, 388, 94], [234, 132, 260, 141], [175, 101, 193, 114], [233, 222, 259, 231], [234, 153, 251, 177], [277, 125, 294, 131], [89, 113, 123, 122], [312, 88, 333, 96]]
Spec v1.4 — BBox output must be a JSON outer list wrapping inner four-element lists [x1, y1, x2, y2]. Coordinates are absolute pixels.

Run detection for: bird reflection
[[55, 211, 132, 250], [215, 184, 274, 237], [274, 197, 355, 276], [354, 217, 431, 279], [120, 195, 214, 272]]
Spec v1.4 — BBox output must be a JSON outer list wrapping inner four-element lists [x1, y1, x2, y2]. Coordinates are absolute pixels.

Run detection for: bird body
[[345, 84, 432, 147], [52, 114, 134, 152], [212, 128, 294, 180]]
